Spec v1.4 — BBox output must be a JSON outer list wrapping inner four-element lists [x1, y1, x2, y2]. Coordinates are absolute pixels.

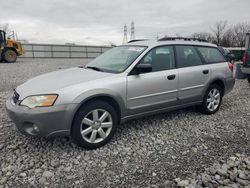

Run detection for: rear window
[[197, 47, 226, 63]]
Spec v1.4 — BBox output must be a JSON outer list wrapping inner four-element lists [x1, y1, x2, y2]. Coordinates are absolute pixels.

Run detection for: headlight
[[20, 94, 58, 108]]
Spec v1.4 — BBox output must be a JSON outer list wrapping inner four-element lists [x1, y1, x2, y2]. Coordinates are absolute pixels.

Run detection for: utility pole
[[123, 24, 128, 44]]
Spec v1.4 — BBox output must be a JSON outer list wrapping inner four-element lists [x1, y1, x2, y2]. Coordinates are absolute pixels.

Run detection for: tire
[[199, 84, 223, 114], [0, 52, 3, 63], [71, 100, 118, 149], [3, 49, 17, 63], [248, 77, 250, 84]]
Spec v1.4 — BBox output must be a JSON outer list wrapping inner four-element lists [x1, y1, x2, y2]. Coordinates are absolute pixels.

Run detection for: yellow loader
[[0, 30, 25, 63]]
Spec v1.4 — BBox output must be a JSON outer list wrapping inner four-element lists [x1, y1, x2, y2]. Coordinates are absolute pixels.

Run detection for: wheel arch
[[210, 79, 225, 96], [202, 78, 225, 99], [71, 94, 124, 128]]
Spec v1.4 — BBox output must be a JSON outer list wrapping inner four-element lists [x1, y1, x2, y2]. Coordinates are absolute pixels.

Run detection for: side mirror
[[132, 64, 152, 75]]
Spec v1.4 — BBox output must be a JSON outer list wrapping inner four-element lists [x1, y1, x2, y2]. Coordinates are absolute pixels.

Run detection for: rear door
[[175, 45, 210, 103], [126, 46, 178, 115]]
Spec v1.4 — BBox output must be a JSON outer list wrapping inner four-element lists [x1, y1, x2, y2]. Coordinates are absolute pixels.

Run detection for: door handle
[[203, 70, 209, 74], [167, 74, 176, 80]]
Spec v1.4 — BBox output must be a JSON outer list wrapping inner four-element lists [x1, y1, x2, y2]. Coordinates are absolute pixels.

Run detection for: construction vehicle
[[0, 30, 25, 63]]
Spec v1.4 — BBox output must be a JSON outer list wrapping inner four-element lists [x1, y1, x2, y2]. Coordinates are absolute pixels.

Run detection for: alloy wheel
[[80, 109, 113, 143], [206, 88, 220, 112]]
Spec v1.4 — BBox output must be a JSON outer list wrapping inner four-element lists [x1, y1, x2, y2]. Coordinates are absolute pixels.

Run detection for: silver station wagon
[[6, 37, 235, 149]]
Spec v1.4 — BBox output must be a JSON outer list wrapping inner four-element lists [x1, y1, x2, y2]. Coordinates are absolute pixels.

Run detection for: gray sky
[[0, 0, 249, 45]]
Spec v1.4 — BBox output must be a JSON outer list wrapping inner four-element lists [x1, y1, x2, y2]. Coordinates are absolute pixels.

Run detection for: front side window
[[197, 47, 226, 63], [175, 46, 203, 68], [140, 46, 175, 72], [86, 45, 147, 73]]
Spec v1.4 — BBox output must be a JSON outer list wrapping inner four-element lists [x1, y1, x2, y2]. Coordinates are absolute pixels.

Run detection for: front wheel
[[71, 100, 118, 149], [0, 52, 3, 63], [3, 49, 17, 63], [199, 84, 223, 114]]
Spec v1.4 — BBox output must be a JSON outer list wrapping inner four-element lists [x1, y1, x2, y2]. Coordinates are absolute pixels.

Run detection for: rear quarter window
[[197, 47, 226, 63]]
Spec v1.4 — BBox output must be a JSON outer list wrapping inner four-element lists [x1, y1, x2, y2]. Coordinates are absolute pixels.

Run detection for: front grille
[[12, 90, 20, 104]]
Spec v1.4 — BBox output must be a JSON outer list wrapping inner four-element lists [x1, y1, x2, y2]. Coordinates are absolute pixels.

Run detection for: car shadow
[[22, 106, 198, 151]]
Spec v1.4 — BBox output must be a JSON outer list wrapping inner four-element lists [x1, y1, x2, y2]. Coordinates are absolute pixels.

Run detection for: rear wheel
[[71, 100, 118, 149], [3, 49, 17, 63], [199, 84, 223, 114], [247, 77, 250, 84]]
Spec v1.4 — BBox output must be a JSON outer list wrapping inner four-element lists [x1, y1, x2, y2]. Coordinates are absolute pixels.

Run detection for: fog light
[[23, 122, 40, 135], [33, 124, 39, 133]]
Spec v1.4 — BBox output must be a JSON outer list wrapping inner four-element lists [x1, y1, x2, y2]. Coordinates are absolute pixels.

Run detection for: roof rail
[[158, 37, 208, 43], [127, 39, 148, 43]]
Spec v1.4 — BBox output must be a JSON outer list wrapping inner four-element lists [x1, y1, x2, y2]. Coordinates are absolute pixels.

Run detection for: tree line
[[190, 21, 250, 47]]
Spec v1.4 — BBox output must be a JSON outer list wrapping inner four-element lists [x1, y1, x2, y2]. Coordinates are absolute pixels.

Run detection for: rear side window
[[197, 47, 225, 63], [175, 46, 203, 68]]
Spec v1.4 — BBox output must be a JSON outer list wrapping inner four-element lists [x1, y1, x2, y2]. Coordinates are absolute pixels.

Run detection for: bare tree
[[221, 28, 235, 47], [189, 21, 249, 47], [211, 21, 227, 45], [232, 22, 250, 47]]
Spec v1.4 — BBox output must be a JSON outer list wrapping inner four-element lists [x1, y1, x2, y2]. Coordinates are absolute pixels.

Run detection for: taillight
[[228, 62, 233, 72], [242, 52, 247, 64]]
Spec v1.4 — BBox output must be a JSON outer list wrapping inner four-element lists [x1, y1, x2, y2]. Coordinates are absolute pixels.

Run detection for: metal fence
[[21, 43, 112, 58]]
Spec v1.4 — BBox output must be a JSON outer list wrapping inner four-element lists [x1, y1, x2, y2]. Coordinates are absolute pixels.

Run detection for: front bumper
[[224, 77, 235, 95], [5, 96, 78, 137]]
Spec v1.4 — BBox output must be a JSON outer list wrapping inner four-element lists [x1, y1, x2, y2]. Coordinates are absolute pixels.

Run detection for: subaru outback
[[6, 37, 235, 149]]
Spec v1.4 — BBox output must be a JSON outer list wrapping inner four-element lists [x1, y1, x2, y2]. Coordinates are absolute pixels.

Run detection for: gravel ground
[[167, 154, 250, 187], [0, 59, 250, 187]]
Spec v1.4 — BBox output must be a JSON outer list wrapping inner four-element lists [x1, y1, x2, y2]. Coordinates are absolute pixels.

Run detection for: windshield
[[86, 45, 147, 73]]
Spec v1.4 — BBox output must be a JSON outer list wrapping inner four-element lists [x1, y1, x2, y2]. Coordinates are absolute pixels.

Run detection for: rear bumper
[[224, 77, 235, 95], [5, 96, 78, 137], [241, 67, 250, 74]]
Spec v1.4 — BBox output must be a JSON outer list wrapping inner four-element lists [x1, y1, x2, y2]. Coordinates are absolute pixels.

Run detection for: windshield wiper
[[85, 66, 104, 72]]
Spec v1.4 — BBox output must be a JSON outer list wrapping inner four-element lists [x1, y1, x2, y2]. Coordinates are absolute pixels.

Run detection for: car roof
[[124, 40, 217, 48]]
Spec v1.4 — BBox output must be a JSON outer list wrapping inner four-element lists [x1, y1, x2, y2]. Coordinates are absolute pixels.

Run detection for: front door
[[126, 46, 178, 115]]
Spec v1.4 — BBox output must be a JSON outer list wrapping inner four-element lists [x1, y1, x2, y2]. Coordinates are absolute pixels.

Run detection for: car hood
[[16, 67, 113, 99]]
